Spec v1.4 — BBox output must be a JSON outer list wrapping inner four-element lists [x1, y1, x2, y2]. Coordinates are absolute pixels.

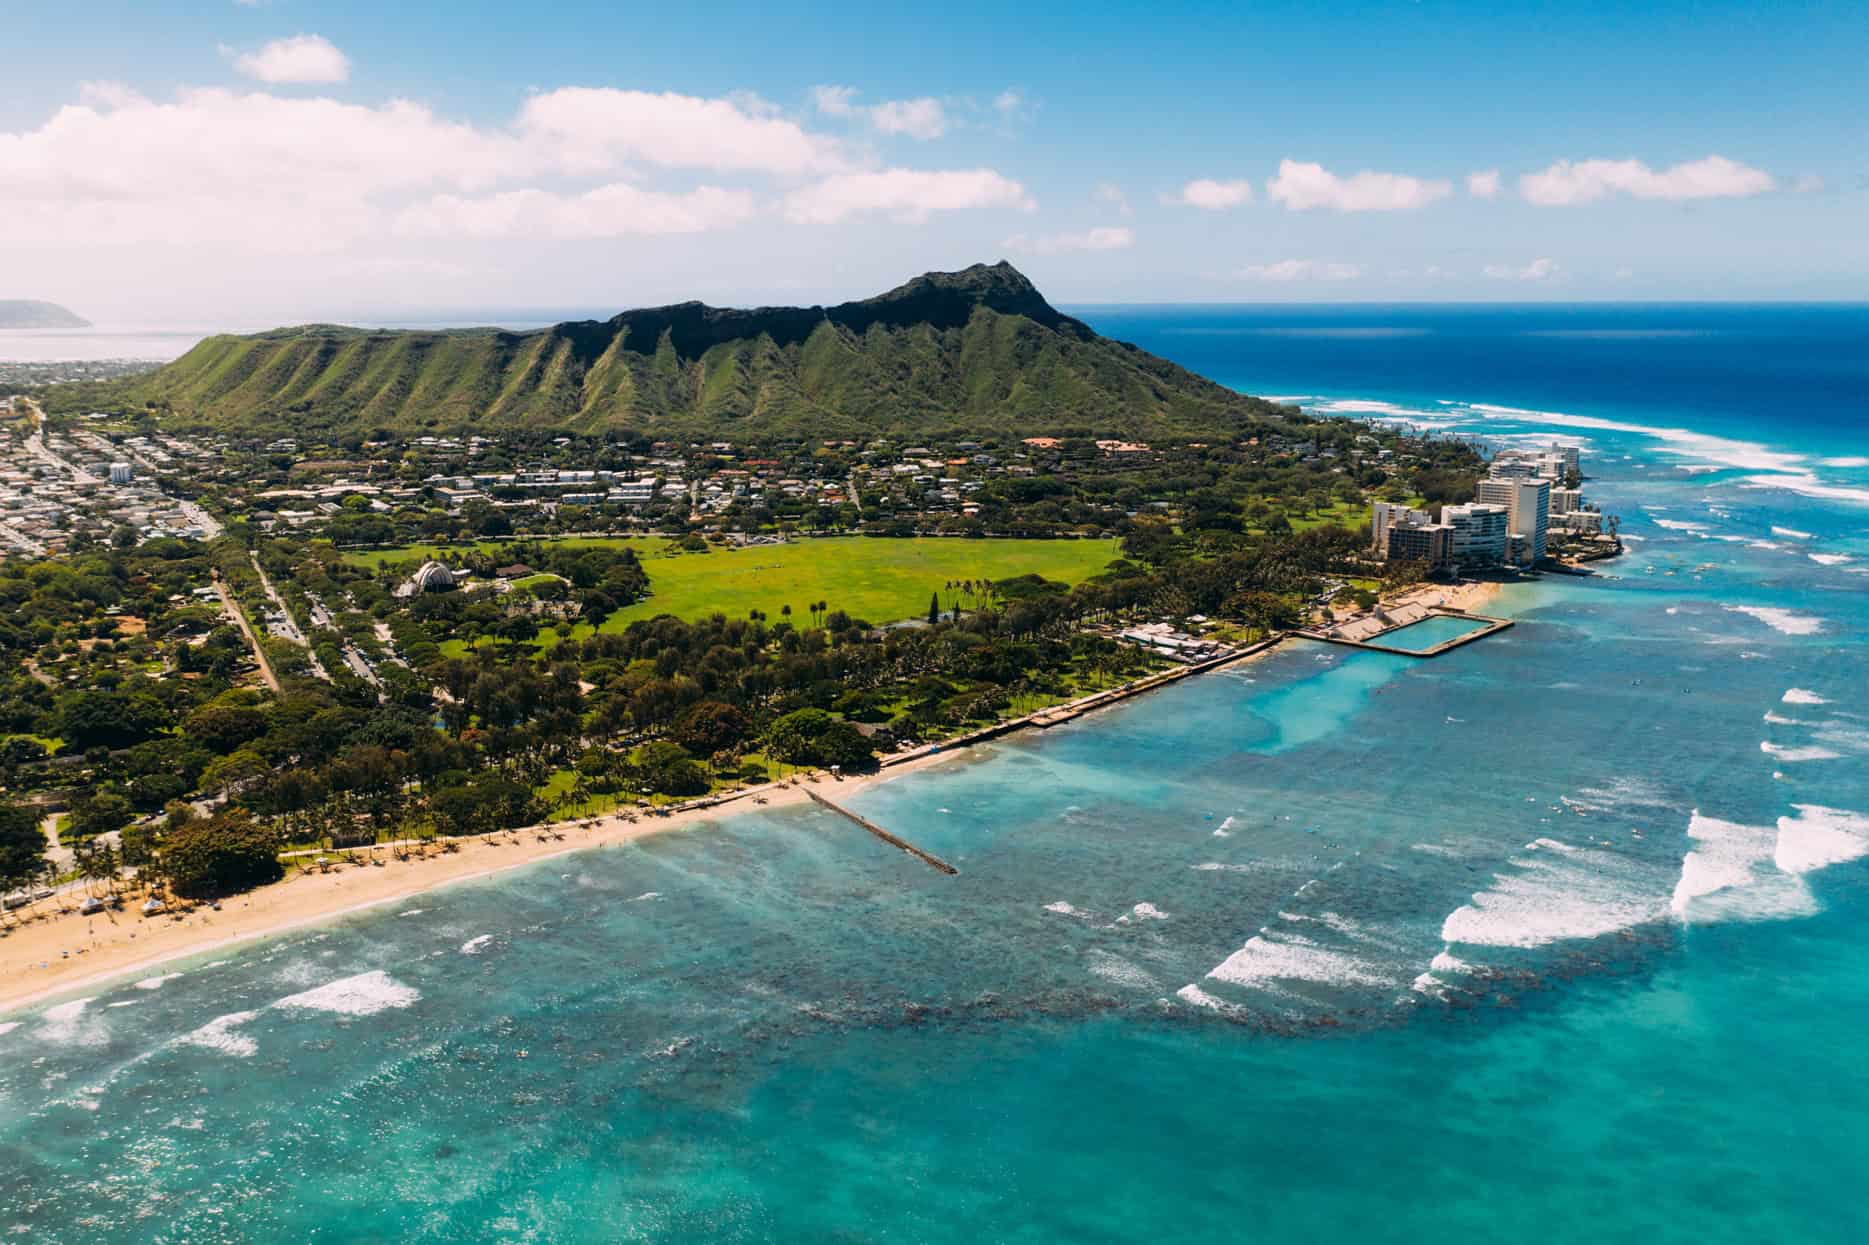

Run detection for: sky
[[4, 0, 1866, 322]]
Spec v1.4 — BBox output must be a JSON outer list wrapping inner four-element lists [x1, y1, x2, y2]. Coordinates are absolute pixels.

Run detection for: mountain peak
[[852, 261, 1067, 331]]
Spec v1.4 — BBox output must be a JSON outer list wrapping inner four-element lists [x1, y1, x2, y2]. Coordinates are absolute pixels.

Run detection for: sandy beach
[[0, 753, 962, 1016], [0, 596, 1458, 1017]]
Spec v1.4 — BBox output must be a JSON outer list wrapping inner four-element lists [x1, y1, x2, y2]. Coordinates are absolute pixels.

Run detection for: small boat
[[79, 896, 106, 915], [142, 898, 166, 916]]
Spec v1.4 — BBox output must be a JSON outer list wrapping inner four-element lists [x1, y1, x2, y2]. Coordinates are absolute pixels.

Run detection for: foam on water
[[1654, 519, 1710, 533], [1206, 932, 1394, 991], [1809, 553, 1853, 566], [1174, 983, 1233, 1011], [1085, 949, 1160, 991], [1043, 900, 1090, 918], [1774, 806, 1869, 874], [176, 1011, 261, 1058], [459, 934, 495, 955], [273, 971, 421, 1017], [0, 1021, 20, 1036], [1726, 606, 1825, 636], [37, 998, 103, 1046], [1773, 526, 1814, 540], [1783, 688, 1830, 705], [1763, 712, 1804, 725], [1442, 839, 1671, 949], [1130, 903, 1169, 921], [1760, 741, 1841, 762], [133, 974, 181, 991], [1671, 813, 1780, 917]]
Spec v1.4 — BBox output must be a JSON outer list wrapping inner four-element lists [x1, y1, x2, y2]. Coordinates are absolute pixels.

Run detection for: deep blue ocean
[[4, 305, 1868, 1243]]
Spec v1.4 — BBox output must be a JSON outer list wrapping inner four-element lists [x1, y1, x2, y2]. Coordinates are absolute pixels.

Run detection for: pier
[[804, 789, 959, 875]]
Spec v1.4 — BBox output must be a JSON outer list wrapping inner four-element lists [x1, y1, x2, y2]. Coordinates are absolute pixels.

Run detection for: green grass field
[[424, 536, 1123, 654], [601, 536, 1121, 629]]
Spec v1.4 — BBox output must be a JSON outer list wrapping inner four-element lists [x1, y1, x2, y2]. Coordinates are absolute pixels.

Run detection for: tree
[[633, 741, 709, 796], [184, 703, 269, 754], [160, 809, 283, 899], [68, 789, 133, 841], [928, 591, 940, 625], [0, 801, 46, 907], [672, 700, 750, 756], [764, 708, 876, 771]]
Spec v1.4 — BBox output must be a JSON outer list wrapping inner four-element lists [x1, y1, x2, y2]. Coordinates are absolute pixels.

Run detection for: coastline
[[0, 581, 1491, 1017]]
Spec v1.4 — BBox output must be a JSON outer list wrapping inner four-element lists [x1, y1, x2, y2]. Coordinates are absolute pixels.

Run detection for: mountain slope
[[58, 264, 1287, 439], [0, 300, 90, 329]]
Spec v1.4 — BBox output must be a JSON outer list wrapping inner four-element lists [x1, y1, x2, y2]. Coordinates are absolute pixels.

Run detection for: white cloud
[[1793, 173, 1825, 194], [1466, 169, 1501, 199], [810, 86, 947, 140], [1002, 226, 1133, 255], [809, 85, 860, 118], [993, 90, 1024, 115], [1267, 159, 1451, 212], [1238, 259, 1363, 281], [1093, 183, 1131, 216], [871, 98, 947, 140], [229, 34, 350, 85], [1518, 155, 1775, 205], [1167, 178, 1253, 210], [521, 87, 849, 175], [1483, 257, 1558, 280], [782, 167, 1034, 224], [0, 84, 1022, 251], [395, 184, 758, 239]]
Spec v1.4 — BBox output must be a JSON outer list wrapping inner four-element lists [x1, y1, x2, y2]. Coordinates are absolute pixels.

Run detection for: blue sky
[[5, 0, 1865, 320]]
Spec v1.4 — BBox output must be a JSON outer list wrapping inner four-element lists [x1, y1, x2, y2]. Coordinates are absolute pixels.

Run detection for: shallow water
[[4, 305, 1868, 1242]]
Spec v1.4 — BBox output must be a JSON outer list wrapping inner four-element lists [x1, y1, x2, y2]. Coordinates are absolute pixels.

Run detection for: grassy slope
[[82, 272, 1286, 439]]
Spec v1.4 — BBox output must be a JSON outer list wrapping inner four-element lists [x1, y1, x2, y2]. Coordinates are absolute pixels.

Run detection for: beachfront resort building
[[1475, 477, 1551, 565], [1371, 502, 1433, 553], [1441, 503, 1511, 567], [1385, 519, 1453, 569]]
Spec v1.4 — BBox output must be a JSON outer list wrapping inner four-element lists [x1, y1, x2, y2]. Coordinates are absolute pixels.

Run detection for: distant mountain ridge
[[56, 263, 1289, 439], [0, 301, 90, 330]]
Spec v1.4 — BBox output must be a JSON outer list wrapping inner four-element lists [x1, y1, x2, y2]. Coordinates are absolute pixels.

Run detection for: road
[[179, 499, 223, 539], [249, 551, 329, 680], [19, 399, 100, 485], [212, 571, 281, 692]]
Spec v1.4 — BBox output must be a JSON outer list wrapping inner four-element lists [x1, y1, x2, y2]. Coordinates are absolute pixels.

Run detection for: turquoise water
[[1366, 614, 1494, 652], [5, 307, 1869, 1242]]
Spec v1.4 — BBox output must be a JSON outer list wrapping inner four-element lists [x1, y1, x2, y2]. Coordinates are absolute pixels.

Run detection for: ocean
[[4, 304, 1868, 1242]]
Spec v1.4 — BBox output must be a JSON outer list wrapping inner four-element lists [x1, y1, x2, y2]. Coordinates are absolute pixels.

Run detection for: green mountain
[[0, 300, 89, 329], [55, 263, 1286, 439]]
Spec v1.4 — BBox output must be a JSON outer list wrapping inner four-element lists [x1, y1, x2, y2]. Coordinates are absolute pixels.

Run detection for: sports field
[[604, 536, 1120, 628], [354, 535, 1123, 634]]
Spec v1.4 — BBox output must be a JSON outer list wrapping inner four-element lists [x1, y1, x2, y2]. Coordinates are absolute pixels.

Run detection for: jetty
[[803, 789, 959, 875]]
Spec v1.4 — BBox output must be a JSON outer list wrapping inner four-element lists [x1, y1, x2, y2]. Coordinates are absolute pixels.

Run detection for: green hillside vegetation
[[47, 264, 1289, 439]]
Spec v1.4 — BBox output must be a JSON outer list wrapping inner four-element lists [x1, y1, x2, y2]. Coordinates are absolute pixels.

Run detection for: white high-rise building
[[108, 461, 134, 485], [1476, 477, 1550, 565], [1370, 501, 1432, 554], [1442, 503, 1510, 567]]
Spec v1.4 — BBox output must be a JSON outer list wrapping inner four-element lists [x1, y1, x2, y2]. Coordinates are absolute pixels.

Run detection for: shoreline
[[0, 714, 1048, 1017], [0, 583, 1492, 1017]]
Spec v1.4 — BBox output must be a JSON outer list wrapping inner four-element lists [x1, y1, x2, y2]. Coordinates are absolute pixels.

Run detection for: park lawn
[[601, 536, 1122, 630], [1287, 500, 1367, 533]]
